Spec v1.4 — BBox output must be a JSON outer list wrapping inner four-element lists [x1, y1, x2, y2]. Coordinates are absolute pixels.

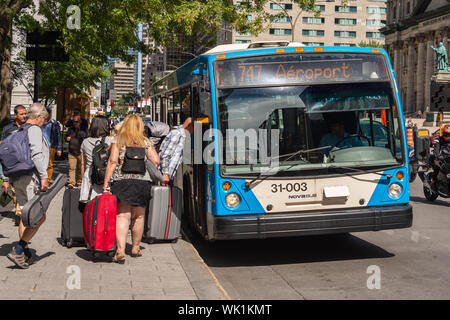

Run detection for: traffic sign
[[26, 31, 64, 45], [26, 47, 70, 62]]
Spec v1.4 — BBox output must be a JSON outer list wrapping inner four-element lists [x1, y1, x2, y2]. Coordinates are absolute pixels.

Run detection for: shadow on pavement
[[188, 232, 395, 268], [410, 196, 450, 207]]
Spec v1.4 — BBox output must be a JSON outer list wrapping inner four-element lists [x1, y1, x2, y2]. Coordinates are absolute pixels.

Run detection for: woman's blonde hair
[[116, 114, 148, 148]]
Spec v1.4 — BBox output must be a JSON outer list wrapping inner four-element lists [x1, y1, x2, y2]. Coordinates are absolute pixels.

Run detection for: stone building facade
[[381, 0, 450, 115]]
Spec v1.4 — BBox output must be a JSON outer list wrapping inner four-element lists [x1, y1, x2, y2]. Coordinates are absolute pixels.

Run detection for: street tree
[[0, 0, 34, 126], [358, 40, 384, 48]]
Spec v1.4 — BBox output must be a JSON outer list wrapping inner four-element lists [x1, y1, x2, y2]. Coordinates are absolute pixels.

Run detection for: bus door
[[191, 83, 208, 236]]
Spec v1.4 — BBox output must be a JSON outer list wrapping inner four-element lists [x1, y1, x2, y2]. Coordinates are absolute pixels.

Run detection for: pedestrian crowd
[[0, 103, 193, 269]]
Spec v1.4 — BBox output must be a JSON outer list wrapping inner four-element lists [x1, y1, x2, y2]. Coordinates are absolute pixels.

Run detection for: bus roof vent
[[204, 41, 306, 54]]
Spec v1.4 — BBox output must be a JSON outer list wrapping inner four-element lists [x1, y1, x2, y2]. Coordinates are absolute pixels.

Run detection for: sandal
[[112, 253, 125, 264], [131, 249, 142, 258]]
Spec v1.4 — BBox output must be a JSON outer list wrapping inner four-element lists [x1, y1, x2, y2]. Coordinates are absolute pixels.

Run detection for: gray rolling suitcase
[[21, 173, 67, 228], [144, 185, 182, 243]]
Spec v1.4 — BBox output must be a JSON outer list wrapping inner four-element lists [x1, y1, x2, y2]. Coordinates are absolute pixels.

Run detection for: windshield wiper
[[244, 145, 331, 189], [327, 165, 392, 179]]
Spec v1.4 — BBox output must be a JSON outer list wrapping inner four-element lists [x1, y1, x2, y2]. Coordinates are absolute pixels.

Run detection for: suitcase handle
[[164, 186, 172, 240]]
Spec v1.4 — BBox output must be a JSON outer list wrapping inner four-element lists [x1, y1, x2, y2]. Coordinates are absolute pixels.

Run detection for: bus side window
[[181, 86, 191, 123], [174, 90, 181, 126]]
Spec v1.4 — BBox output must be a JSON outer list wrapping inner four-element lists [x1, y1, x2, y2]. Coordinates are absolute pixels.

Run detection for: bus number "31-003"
[[271, 183, 307, 193]]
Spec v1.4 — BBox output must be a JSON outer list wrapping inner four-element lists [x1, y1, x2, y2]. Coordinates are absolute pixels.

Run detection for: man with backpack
[[1, 103, 50, 269], [1, 105, 28, 225]]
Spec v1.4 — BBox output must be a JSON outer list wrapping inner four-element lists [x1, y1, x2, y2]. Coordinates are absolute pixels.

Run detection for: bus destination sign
[[216, 53, 387, 87]]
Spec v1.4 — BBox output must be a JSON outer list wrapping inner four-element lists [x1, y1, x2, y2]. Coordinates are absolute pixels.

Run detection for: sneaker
[[25, 253, 37, 265], [7, 248, 29, 269]]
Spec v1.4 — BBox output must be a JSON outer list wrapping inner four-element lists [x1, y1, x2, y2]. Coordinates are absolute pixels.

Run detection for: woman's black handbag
[[122, 147, 146, 174]]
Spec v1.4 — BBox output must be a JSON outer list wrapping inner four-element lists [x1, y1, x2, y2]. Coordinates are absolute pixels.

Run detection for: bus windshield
[[218, 81, 404, 176]]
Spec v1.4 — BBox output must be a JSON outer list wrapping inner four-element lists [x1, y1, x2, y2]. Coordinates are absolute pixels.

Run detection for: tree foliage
[[1, 0, 329, 124], [358, 40, 385, 48]]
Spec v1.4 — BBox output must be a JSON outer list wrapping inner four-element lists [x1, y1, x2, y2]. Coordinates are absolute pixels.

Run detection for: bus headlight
[[388, 183, 402, 198], [225, 193, 240, 208]]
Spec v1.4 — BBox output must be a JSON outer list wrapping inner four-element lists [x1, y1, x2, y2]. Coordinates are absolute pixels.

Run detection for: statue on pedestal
[[431, 42, 450, 72]]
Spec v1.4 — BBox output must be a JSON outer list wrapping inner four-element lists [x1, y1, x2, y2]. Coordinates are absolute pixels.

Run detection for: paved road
[[189, 179, 450, 300]]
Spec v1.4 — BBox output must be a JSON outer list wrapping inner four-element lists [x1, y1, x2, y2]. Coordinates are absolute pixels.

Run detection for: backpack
[[90, 137, 110, 185], [0, 124, 35, 177], [144, 121, 171, 153], [121, 146, 146, 175]]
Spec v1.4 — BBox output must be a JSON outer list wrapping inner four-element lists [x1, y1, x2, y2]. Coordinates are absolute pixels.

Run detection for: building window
[[335, 31, 356, 38], [269, 28, 292, 35], [235, 40, 251, 44], [236, 31, 251, 36], [335, 5, 357, 12], [334, 43, 356, 47], [407, 2, 410, 14], [366, 32, 385, 39], [270, 3, 293, 10], [366, 19, 386, 27], [271, 16, 291, 23], [303, 17, 325, 24], [303, 42, 324, 46], [302, 29, 325, 36], [315, 5, 325, 11], [335, 18, 357, 25], [367, 7, 386, 14]]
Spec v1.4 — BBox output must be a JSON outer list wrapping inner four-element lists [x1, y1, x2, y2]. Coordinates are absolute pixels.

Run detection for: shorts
[[10, 174, 41, 209]]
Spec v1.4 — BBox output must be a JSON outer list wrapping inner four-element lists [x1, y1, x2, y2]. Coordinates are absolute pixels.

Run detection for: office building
[[232, 0, 387, 47]]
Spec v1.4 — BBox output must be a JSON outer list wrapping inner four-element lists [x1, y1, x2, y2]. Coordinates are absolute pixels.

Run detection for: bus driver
[[319, 113, 363, 155]]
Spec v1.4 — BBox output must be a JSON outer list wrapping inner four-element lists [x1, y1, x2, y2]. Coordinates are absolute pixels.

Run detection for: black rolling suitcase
[[144, 186, 182, 243], [61, 188, 85, 248]]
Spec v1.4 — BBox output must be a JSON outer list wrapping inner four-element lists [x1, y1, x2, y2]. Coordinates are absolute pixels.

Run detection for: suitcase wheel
[[107, 251, 116, 258], [66, 240, 73, 248], [171, 239, 178, 243]]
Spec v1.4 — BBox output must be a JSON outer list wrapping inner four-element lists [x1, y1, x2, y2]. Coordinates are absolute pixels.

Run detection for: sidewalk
[[0, 162, 227, 300]]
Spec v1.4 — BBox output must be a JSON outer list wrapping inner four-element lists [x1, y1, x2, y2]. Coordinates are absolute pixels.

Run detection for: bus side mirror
[[415, 136, 430, 161]]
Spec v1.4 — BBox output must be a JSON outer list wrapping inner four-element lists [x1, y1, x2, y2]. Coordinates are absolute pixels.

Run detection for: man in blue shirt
[[42, 108, 62, 182], [1, 105, 27, 140], [319, 113, 363, 155]]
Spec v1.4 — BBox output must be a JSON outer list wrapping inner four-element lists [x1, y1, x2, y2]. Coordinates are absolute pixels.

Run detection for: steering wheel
[[330, 134, 370, 152]]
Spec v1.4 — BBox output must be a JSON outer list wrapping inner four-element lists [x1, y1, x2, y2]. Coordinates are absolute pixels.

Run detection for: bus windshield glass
[[217, 81, 404, 176]]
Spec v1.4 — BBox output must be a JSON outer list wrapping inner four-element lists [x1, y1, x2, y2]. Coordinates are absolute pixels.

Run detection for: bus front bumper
[[208, 205, 412, 240]]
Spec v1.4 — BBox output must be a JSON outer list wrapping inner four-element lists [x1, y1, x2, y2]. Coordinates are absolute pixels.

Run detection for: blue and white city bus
[[150, 42, 412, 240]]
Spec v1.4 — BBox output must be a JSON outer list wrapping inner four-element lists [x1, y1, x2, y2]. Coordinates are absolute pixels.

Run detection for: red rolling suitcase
[[83, 193, 117, 257]]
